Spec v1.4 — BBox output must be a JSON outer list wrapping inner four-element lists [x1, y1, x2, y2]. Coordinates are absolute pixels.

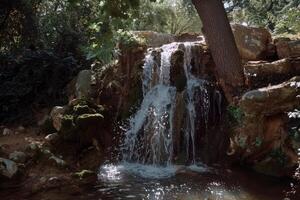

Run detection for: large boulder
[[240, 76, 300, 115], [244, 58, 300, 88], [0, 158, 18, 178], [275, 38, 300, 59], [57, 100, 106, 148], [9, 151, 28, 163], [232, 77, 300, 176], [232, 24, 272, 61], [50, 106, 66, 132]]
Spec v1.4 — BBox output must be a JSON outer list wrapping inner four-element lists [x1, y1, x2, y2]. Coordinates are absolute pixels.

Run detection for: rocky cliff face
[[1, 24, 300, 179], [228, 25, 300, 177], [50, 25, 300, 176]]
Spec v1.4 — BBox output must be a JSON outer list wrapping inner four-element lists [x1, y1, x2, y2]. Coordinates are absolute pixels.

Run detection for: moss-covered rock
[[76, 114, 103, 128], [49, 100, 105, 147]]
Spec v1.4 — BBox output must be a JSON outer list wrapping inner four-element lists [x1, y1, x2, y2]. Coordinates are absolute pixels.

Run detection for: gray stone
[[49, 155, 67, 168], [76, 70, 92, 99], [0, 158, 18, 178], [50, 106, 66, 131], [9, 151, 27, 163], [45, 133, 59, 143]]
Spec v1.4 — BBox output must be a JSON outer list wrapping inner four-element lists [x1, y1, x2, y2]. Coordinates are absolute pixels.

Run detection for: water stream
[[122, 42, 213, 169], [96, 42, 300, 200]]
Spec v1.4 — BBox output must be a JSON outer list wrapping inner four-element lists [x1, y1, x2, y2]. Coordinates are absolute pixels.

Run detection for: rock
[[58, 100, 105, 145], [76, 70, 92, 99], [232, 24, 272, 61], [275, 38, 300, 59], [45, 133, 59, 143], [175, 33, 205, 43], [0, 145, 4, 156], [49, 155, 67, 168], [232, 77, 300, 176], [170, 49, 186, 92], [0, 158, 18, 178], [132, 31, 175, 47], [76, 113, 103, 128], [25, 142, 44, 159], [2, 128, 13, 136], [244, 58, 299, 88], [50, 106, 66, 131], [9, 151, 27, 163], [241, 76, 300, 115], [73, 170, 95, 180], [16, 126, 25, 133]]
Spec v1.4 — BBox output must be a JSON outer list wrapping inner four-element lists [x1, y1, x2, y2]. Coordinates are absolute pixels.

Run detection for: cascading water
[[96, 41, 298, 200], [183, 43, 210, 164], [121, 42, 215, 169], [122, 43, 179, 166]]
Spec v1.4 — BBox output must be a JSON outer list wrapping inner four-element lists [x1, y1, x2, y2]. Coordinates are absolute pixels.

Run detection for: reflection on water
[[95, 163, 300, 200]]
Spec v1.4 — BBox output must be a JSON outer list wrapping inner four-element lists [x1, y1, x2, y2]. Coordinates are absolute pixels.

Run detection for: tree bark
[[192, 0, 245, 103]]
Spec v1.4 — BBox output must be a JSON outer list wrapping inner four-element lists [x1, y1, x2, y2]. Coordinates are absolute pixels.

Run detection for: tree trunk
[[192, 0, 245, 103]]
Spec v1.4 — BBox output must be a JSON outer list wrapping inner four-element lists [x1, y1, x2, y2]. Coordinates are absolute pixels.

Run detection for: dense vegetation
[[1, 0, 299, 64]]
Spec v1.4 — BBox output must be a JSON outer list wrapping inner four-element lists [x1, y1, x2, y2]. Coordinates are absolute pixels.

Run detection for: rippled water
[[94, 163, 300, 200], [92, 42, 300, 200]]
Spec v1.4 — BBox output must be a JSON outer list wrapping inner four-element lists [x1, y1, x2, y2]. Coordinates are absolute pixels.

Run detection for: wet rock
[[50, 106, 66, 131], [232, 24, 272, 61], [0, 158, 18, 178], [275, 38, 300, 59], [9, 151, 27, 163], [132, 31, 175, 47], [170, 49, 186, 92], [173, 91, 187, 161], [76, 70, 92, 99]]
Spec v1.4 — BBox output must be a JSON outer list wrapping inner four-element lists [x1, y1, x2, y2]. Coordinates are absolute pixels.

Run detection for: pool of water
[[93, 163, 300, 200]]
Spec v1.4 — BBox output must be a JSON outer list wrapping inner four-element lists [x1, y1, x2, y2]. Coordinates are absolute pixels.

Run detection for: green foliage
[[270, 148, 288, 167], [226, 0, 300, 34], [0, 0, 202, 65], [227, 105, 244, 125], [131, 0, 201, 34], [74, 170, 95, 179], [274, 7, 300, 34], [254, 136, 263, 147]]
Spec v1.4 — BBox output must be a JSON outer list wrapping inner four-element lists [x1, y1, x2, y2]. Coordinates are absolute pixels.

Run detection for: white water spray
[[122, 42, 217, 170]]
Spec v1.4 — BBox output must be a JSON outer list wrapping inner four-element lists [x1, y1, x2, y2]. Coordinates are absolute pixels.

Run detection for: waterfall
[[122, 42, 219, 167]]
